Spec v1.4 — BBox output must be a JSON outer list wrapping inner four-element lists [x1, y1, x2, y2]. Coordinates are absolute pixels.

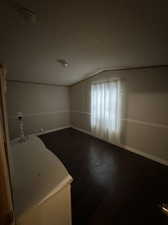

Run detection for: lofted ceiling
[[0, 0, 168, 86]]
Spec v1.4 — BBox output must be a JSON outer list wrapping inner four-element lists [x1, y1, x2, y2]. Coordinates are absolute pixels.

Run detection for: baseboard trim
[[71, 126, 168, 167], [11, 125, 71, 143], [34, 125, 71, 136], [121, 145, 168, 167], [71, 126, 91, 136]]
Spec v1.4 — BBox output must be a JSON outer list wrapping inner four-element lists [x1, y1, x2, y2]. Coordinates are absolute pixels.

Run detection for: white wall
[[7, 82, 70, 139], [70, 67, 168, 164], [7, 69, 168, 165]]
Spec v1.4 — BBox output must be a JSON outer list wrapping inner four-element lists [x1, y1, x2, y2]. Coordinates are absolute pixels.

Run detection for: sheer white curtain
[[91, 79, 122, 144]]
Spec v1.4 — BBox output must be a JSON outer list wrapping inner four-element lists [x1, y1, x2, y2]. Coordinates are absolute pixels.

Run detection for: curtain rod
[[70, 64, 168, 87]]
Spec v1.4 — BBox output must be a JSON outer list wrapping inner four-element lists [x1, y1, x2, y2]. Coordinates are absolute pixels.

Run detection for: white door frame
[[0, 64, 14, 225]]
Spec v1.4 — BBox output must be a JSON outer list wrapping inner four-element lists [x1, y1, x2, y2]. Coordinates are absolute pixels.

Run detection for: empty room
[[0, 1, 168, 225]]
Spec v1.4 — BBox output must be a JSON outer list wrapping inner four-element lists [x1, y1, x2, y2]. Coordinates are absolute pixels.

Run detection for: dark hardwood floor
[[39, 128, 168, 225]]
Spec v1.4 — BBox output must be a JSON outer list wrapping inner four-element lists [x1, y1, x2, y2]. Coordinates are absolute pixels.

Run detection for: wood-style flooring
[[39, 128, 168, 225]]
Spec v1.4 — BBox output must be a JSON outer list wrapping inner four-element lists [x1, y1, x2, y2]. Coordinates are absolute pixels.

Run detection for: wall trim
[[71, 126, 168, 167], [121, 145, 168, 167], [8, 111, 70, 119], [70, 65, 168, 86], [10, 124, 168, 166], [7, 79, 67, 87], [10, 125, 71, 143], [9, 110, 168, 129], [32, 125, 71, 136], [7, 65, 168, 87], [125, 118, 168, 129], [71, 111, 91, 115], [71, 111, 168, 129]]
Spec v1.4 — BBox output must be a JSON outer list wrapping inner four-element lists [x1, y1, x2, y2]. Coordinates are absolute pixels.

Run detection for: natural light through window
[[91, 79, 121, 144]]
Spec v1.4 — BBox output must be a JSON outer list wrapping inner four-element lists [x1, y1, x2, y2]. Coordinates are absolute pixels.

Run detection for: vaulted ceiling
[[1, 0, 168, 85]]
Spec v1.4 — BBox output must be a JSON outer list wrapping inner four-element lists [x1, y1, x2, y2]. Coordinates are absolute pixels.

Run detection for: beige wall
[[70, 67, 168, 162], [7, 82, 70, 139], [7, 69, 168, 163]]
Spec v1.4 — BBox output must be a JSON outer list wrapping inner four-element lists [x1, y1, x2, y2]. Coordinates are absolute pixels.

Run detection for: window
[[91, 79, 121, 144]]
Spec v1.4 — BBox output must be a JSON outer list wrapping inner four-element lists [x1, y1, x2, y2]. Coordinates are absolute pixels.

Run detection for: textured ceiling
[[1, 0, 168, 85]]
